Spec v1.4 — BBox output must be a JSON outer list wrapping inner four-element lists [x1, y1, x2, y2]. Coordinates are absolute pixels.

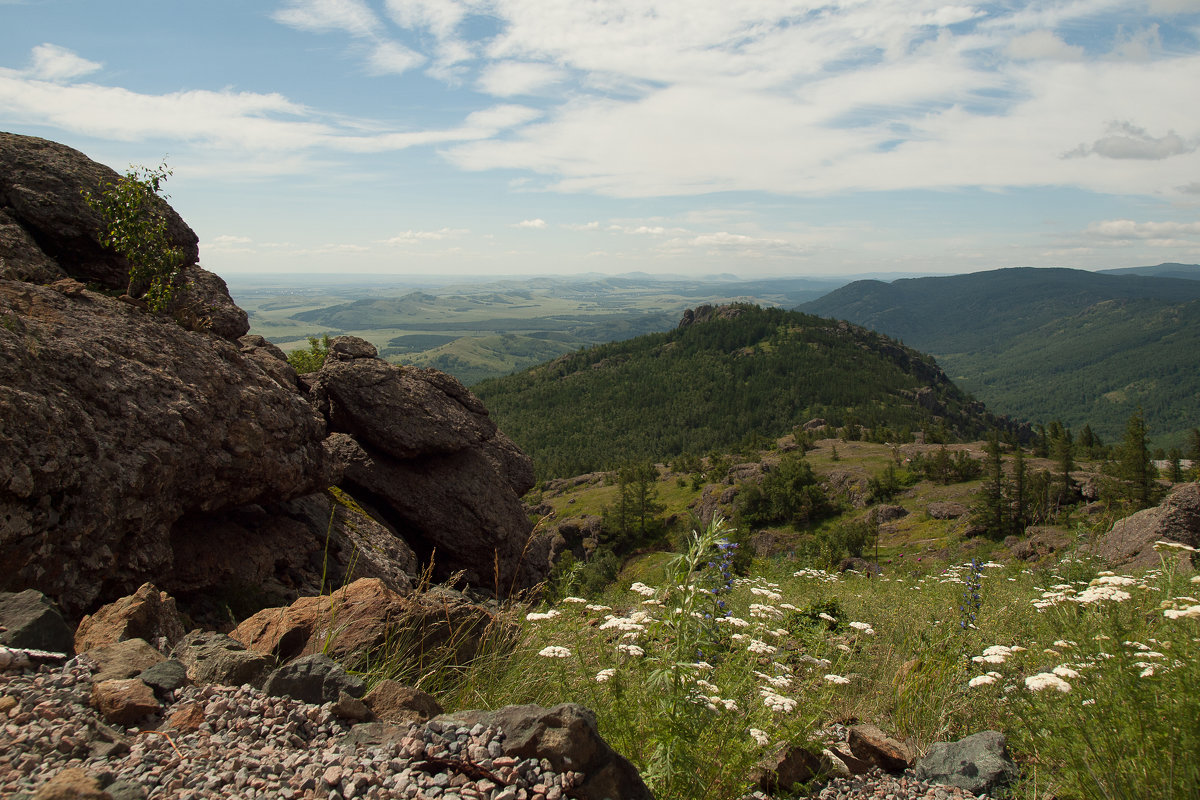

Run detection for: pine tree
[[1053, 430, 1075, 503], [1112, 409, 1157, 510], [1010, 446, 1028, 537], [1187, 428, 1200, 462], [972, 431, 1008, 540]]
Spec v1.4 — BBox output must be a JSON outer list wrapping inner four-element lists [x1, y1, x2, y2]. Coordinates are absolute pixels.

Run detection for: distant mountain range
[[475, 304, 1007, 479], [1097, 262, 1200, 280], [799, 265, 1200, 447]]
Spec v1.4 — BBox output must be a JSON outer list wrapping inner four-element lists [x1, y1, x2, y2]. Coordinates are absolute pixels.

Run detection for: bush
[[288, 334, 331, 374], [84, 162, 184, 312], [737, 452, 836, 529]]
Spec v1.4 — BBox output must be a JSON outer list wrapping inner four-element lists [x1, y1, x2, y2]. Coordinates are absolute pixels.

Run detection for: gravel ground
[[1, 658, 581, 800], [2, 658, 986, 800]]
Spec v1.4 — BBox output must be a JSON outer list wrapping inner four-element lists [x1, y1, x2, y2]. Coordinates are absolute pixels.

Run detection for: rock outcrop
[[309, 344, 545, 595], [0, 133, 548, 618], [1094, 483, 1200, 570], [0, 276, 336, 616]]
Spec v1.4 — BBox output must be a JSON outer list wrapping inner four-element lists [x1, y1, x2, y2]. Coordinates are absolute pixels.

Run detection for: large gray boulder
[[437, 703, 653, 800], [309, 341, 548, 595], [1094, 482, 1200, 570], [915, 730, 1018, 795], [262, 653, 366, 705], [172, 631, 272, 688], [0, 589, 75, 654]]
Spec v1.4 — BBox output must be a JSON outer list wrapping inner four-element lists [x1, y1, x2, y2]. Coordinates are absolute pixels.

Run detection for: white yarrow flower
[[747, 639, 778, 655], [824, 674, 851, 685], [595, 668, 616, 683], [526, 610, 561, 621], [538, 646, 571, 658], [968, 674, 998, 688], [749, 728, 770, 747], [1025, 672, 1071, 692]]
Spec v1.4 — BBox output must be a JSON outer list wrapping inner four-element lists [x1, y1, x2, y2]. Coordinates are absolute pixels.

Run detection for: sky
[[2, 0, 1200, 279]]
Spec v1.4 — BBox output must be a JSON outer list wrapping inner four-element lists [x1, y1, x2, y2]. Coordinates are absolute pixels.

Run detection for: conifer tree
[[1112, 409, 1157, 509], [972, 431, 1008, 539], [1053, 430, 1075, 502], [1187, 428, 1200, 462], [1010, 446, 1028, 537]]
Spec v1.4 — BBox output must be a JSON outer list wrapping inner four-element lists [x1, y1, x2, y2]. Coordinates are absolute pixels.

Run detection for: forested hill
[[798, 267, 1200, 447], [474, 304, 1006, 479], [798, 267, 1200, 354]]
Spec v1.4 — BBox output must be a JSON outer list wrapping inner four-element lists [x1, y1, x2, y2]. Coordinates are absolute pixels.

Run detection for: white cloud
[[384, 227, 469, 244], [1110, 24, 1163, 62], [513, 218, 547, 228], [273, 0, 382, 37], [367, 41, 425, 75], [29, 44, 101, 81], [1148, 0, 1200, 12], [679, 231, 808, 257], [1086, 219, 1200, 239], [562, 221, 600, 230], [384, 0, 469, 39], [1006, 30, 1084, 61], [0, 51, 538, 161], [477, 61, 565, 97], [1068, 121, 1197, 160]]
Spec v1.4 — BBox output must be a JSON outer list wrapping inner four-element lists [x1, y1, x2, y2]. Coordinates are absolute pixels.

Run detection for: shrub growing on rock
[[84, 162, 184, 311]]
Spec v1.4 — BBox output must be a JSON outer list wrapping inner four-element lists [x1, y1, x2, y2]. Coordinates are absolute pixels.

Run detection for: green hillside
[[474, 304, 1006, 479], [799, 267, 1200, 447]]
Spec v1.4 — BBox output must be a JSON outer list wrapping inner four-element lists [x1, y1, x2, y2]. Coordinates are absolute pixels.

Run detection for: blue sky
[[2, 0, 1199, 279]]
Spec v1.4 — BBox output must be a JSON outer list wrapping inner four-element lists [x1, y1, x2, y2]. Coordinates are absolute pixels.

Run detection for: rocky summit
[[0, 132, 550, 621]]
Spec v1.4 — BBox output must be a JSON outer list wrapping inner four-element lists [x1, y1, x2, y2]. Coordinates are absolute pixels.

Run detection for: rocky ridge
[[0, 132, 549, 620]]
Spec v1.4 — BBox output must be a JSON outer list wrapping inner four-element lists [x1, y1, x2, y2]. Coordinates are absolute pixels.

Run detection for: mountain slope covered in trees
[[474, 305, 1007, 479], [799, 267, 1200, 447]]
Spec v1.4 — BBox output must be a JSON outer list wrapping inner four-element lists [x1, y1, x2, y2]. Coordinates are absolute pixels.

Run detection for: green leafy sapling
[[84, 162, 185, 312], [288, 334, 331, 374]]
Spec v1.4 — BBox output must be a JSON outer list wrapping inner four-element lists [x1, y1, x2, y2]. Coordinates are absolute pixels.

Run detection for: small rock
[[32, 768, 109, 800], [848, 723, 913, 773], [90, 679, 161, 726]]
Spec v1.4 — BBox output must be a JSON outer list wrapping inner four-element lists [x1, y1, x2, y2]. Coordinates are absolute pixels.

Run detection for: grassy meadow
[[369, 521, 1198, 800], [344, 437, 1200, 800]]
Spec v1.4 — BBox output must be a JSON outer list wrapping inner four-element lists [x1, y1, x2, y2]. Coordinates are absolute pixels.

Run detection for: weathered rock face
[[1094, 482, 1200, 570], [309, 343, 547, 594], [0, 279, 335, 617]]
